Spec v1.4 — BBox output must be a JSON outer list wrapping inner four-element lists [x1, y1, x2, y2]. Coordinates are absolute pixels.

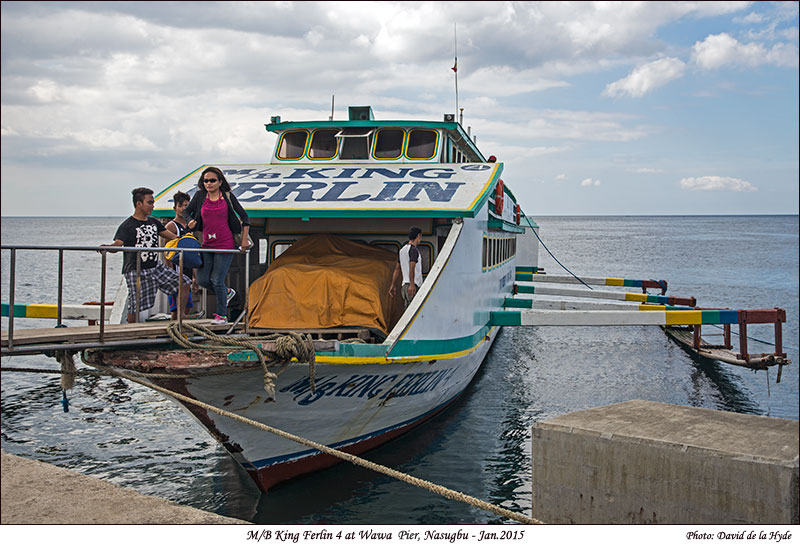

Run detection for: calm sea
[[1, 215, 798, 524]]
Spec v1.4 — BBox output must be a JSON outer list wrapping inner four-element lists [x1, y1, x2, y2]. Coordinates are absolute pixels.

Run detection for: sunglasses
[[203, 178, 219, 183]]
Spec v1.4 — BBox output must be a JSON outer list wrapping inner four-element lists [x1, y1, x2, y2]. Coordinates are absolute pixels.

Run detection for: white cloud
[[692, 33, 799, 69], [603, 57, 686, 98], [679, 176, 758, 192], [580, 178, 601, 187], [555, 174, 567, 182]]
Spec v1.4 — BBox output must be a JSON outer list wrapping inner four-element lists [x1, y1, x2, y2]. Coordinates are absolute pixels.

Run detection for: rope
[[101, 363, 542, 524], [164, 323, 316, 400], [520, 212, 593, 290], [54, 349, 77, 391], [707, 323, 798, 351], [0, 363, 542, 523]]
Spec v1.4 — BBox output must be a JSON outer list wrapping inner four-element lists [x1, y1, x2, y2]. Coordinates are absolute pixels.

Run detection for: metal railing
[[1, 244, 250, 350]]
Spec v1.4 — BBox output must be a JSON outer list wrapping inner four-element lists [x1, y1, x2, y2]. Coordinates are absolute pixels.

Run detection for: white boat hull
[[144, 327, 499, 491]]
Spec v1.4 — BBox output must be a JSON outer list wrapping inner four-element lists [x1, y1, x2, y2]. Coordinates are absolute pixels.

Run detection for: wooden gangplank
[[1, 320, 238, 355], [2, 320, 340, 356]]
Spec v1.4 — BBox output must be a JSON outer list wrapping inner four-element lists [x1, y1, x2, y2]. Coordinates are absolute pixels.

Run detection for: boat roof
[[153, 162, 503, 219]]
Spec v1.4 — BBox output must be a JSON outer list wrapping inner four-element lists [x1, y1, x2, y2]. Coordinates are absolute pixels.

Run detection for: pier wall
[[532, 400, 799, 524]]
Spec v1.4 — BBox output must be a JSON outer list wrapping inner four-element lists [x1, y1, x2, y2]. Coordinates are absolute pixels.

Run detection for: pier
[[0, 450, 246, 524], [532, 400, 799, 524]]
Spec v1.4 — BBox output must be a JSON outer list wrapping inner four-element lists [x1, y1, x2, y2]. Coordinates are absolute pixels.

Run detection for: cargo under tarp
[[248, 234, 403, 335]]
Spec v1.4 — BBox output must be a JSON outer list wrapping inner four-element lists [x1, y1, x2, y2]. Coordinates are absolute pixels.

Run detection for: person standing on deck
[[184, 167, 250, 325], [389, 227, 423, 309], [162, 191, 200, 320], [101, 187, 190, 324]]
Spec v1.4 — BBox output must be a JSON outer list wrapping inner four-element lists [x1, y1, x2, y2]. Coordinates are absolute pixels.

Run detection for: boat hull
[[132, 328, 499, 492]]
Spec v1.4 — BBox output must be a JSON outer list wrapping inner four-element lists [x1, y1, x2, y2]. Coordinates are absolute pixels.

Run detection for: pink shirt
[[201, 196, 235, 249]]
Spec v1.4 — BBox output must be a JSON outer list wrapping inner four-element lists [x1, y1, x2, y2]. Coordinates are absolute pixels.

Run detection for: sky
[[1, 1, 798, 217]]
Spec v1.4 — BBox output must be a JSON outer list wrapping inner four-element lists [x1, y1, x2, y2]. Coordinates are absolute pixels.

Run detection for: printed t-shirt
[[114, 216, 164, 273]]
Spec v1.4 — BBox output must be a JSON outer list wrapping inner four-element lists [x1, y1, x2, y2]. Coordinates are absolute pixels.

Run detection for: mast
[[452, 23, 459, 120]]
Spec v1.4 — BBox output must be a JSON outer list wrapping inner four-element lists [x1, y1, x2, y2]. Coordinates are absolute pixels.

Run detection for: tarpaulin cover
[[248, 234, 402, 334]]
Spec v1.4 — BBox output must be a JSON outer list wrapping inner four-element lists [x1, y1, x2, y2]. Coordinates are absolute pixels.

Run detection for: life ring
[[495, 179, 504, 214], [515, 204, 521, 225]]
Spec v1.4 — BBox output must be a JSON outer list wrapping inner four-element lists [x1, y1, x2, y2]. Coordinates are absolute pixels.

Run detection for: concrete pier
[[532, 400, 799, 524], [1, 450, 248, 524]]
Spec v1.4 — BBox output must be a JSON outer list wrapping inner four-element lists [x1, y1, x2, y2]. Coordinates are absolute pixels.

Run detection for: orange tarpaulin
[[248, 234, 402, 334]]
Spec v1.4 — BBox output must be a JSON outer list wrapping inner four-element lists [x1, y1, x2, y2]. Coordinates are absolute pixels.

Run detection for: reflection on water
[[2, 215, 797, 523]]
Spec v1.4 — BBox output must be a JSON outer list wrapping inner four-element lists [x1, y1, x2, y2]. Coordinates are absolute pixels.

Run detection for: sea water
[[1, 215, 798, 524]]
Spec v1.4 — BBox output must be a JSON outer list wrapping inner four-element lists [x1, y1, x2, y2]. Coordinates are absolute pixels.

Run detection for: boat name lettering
[[499, 269, 513, 290], [279, 368, 457, 406], [224, 167, 458, 180], [223, 180, 467, 203]]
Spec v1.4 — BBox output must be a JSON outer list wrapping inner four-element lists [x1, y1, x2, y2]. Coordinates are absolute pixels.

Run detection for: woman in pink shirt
[[185, 167, 250, 324]]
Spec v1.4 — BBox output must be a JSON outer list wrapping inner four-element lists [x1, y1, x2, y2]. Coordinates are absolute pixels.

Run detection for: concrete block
[[532, 400, 799, 524]]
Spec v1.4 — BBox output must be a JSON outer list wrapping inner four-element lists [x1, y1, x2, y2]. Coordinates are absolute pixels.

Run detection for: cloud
[[679, 176, 757, 192], [580, 178, 601, 187], [603, 57, 686, 98], [691, 33, 799, 69]]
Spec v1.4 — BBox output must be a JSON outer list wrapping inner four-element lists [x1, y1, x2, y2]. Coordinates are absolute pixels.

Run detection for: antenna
[[452, 23, 459, 122], [330, 94, 335, 121]]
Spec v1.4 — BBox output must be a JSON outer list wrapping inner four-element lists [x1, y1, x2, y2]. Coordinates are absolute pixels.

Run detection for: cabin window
[[277, 131, 308, 160], [372, 242, 400, 254], [482, 236, 487, 269], [373, 129, 405, 159], [406, 130, 438, 159], [271, 242, 293, 262], [308, 129, 338, 159], [337, 128, 374, 160], [417, 242, 433, 274]]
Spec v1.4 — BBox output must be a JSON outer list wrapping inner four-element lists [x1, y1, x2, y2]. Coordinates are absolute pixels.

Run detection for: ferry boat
[[84, 106, 541, 492]]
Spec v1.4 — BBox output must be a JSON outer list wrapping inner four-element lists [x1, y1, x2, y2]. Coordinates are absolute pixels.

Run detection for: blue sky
[[1, 1, 798, 217]]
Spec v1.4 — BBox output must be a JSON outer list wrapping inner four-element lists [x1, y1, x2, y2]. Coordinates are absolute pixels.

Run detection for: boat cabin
[[268, 105, 485, 164]]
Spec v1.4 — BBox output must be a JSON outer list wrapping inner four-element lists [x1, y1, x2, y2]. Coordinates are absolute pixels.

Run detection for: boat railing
[[1, 244, 250, 350]]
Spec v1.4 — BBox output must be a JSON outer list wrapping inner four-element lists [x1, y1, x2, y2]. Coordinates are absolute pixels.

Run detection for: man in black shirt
[[102, 187, 189, 323]]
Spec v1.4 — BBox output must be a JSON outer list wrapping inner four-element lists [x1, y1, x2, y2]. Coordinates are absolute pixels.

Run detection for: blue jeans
[[197, 252, 234, 317]]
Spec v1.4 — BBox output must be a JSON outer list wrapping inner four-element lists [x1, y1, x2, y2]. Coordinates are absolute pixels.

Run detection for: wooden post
[[693, 325, 701, 350], [774, 315, 784, 357], [738, 310, 749, 362], [723, 323, 731, 349]]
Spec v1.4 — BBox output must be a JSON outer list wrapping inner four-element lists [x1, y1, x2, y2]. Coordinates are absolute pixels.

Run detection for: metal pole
[[8, 249, 16, 350], [100, 250, 107, 343], [178, 250, 184, 334], [244, 249, 250, 334], [135, 251, 141, 321], [57, 249, 64, 326]]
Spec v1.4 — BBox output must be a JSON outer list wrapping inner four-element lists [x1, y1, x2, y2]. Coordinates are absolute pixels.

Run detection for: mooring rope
[[106, 364, 542, 524], [520, 211, 593, 291], [0, 363, 542, 524], [164, 323, 316, 400]]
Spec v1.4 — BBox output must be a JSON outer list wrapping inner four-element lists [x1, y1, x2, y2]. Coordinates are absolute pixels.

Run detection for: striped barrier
[[514, 272, 667, 293], [504, 297, 693, 312], [514, 283, 696, 307], [491, 309, 740, 327], [2, 303, 111, 321]]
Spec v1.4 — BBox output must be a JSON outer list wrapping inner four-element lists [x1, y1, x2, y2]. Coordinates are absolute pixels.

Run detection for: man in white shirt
[[389, 227, 423, 308]]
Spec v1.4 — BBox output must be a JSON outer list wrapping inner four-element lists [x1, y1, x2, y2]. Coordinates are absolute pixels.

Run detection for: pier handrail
[[1, 244, 249, 350]]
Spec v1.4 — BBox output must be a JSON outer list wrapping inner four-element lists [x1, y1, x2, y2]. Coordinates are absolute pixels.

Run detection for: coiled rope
[[0, 363, 542, 524], [164, 323, 316, 400]]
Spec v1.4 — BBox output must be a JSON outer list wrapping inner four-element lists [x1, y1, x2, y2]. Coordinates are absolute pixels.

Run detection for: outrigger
[[1, 105, 790, 493]]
